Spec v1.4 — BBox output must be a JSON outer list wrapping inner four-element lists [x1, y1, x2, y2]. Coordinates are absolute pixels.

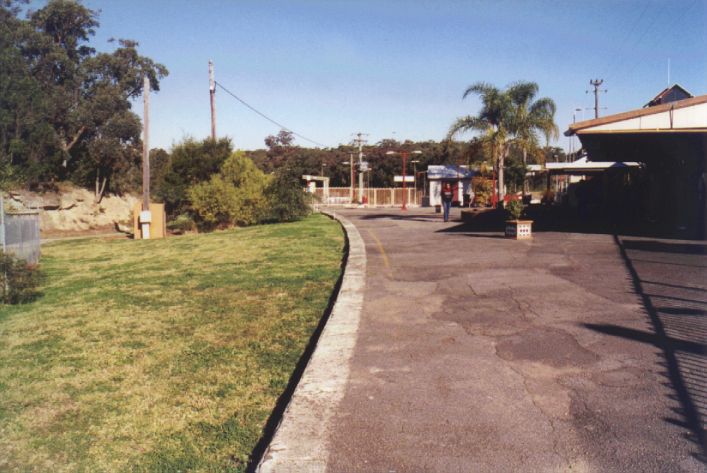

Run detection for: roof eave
[[564, 94, 707, 136]]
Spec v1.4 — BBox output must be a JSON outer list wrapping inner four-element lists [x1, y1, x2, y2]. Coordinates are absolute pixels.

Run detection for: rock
[[6, 184, 140, 234], [39, 193, 61, 210], [114, 220, 133, 235]]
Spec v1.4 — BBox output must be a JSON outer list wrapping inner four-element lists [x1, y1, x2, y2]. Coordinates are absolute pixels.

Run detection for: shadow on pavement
[[582, 235, 706, 462], [641, 280, 707, 293], [622, 239, 707, 255], [431, 205, 707, 240], [359, 213, 442, 223]]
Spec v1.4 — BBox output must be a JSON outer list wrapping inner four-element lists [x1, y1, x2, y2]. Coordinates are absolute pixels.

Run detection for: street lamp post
[[348, 152, 354, 204], [411, 159, 420, 205], [571, 108, 582, 157], [386, 150, 421, 211]]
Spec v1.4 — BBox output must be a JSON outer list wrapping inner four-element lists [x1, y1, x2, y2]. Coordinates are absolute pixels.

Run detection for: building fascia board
[[577, 128, 707, 135], [565, 95, 707, 136]]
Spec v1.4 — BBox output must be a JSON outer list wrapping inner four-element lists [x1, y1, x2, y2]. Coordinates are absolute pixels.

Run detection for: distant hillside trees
[[0, 0, 167, 199], [150, 131, 565, 230], [244, 135, 491, 189]]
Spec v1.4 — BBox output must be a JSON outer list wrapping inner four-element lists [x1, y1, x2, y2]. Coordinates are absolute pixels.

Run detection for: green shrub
[[189, 176, 239, 229], [155, 137, 233, 217], [506, 199, 525, 220], [473, 177, 494, 207], [188, 152, 269, 229], [0, 252, 42, 304], [167, 214, 196, 234], [266, 167, 311, 222]]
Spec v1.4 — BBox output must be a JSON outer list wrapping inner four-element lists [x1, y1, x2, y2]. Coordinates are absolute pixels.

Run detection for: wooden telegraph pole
[[142, 75, 150, 211], [139, 75, 152, 239], [589, 79, 606, 119], [209, 60, 216, 140]]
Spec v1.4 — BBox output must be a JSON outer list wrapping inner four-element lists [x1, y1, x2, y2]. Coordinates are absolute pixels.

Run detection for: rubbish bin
[[435, 205, 441, 213]]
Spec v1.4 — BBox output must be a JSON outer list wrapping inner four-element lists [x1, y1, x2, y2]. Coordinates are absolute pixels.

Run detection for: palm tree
[[507, 81, 558, 194], [448, 82, 514, 203]]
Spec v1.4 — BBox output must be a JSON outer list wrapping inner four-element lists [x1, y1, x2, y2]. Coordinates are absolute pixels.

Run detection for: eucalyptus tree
[[448, 82, 514, 203], [507, 81, 558, 193], [0, 0, 168, 198]]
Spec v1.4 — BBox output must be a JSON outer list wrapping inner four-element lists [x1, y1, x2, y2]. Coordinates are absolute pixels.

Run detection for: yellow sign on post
[[133, 203, 166, 239]]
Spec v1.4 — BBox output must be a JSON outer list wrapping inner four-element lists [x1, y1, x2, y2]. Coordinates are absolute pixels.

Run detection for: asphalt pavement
[[261, 206, 706, 473]]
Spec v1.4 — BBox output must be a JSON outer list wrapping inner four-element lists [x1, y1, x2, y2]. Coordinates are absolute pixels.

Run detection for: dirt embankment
[[7, 185, 139, 237]]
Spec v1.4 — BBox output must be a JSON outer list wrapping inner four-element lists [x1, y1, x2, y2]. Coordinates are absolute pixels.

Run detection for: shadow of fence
[[586, 235, 707, 461]]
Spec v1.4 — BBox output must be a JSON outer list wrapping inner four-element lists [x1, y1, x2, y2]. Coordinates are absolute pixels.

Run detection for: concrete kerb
[[257, 210, 366, 472]]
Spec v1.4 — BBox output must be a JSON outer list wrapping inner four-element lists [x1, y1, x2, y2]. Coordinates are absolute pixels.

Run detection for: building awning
[[545, 156, 640, 174], [427, 165, 475, 180]]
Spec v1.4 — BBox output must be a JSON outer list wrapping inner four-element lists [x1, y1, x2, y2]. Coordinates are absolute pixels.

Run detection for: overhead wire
[[609, 0, 700, 86], [598, 1, 652, 80], [215, 81, 327, 148]]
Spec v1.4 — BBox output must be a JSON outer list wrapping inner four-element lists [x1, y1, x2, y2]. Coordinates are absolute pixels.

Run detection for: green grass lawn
[[0, 214, 344, 472]]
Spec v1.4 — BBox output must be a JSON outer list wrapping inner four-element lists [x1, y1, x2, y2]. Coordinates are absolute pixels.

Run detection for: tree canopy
[[448, 81, 557, 202], [0, 0, 167, 198]]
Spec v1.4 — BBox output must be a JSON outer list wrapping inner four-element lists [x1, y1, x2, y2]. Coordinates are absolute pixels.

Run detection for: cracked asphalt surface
[[325, 207, 705, 473]]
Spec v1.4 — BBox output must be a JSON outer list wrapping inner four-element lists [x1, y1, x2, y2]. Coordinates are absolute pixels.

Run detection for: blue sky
[[67, 0, 706, 150]]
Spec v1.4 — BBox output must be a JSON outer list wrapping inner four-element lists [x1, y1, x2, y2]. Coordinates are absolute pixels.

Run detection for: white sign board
[[394, 175, 415, 183]]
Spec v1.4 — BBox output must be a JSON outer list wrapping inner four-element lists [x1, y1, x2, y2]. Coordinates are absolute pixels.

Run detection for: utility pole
[[209, 60, 216, 140], [588, 79, 606, 118], [349, 152, 354, 203], [138, 75, 153, 240], [142, 76, 150, 212], [352, 133, 368, 204]]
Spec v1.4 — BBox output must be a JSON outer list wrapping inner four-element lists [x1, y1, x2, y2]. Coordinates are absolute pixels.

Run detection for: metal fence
[[1, 204, 40, 265]]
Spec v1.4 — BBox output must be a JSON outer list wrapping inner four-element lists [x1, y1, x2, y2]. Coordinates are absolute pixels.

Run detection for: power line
[[599, 2, 651, 80], [610, 0, 700, 86], [214, 81, 327, 148]]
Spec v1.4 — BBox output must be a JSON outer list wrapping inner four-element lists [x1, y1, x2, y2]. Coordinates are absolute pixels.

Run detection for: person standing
[[441, 182, 453, 222]]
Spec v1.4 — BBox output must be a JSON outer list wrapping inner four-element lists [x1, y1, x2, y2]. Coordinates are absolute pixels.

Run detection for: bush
[[506, 199, 525, 220], [155, 137, 233, 217], [188, 152, 269, 229], [0, 252, 42, 304], [266, 167, 311, 222], [473, 177, 494, 207], [167, 214, 196, 234], [189, 176, 239, 229]]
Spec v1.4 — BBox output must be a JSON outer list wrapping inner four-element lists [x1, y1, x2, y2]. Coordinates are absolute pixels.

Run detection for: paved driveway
[[324, 207, 705, 472]]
